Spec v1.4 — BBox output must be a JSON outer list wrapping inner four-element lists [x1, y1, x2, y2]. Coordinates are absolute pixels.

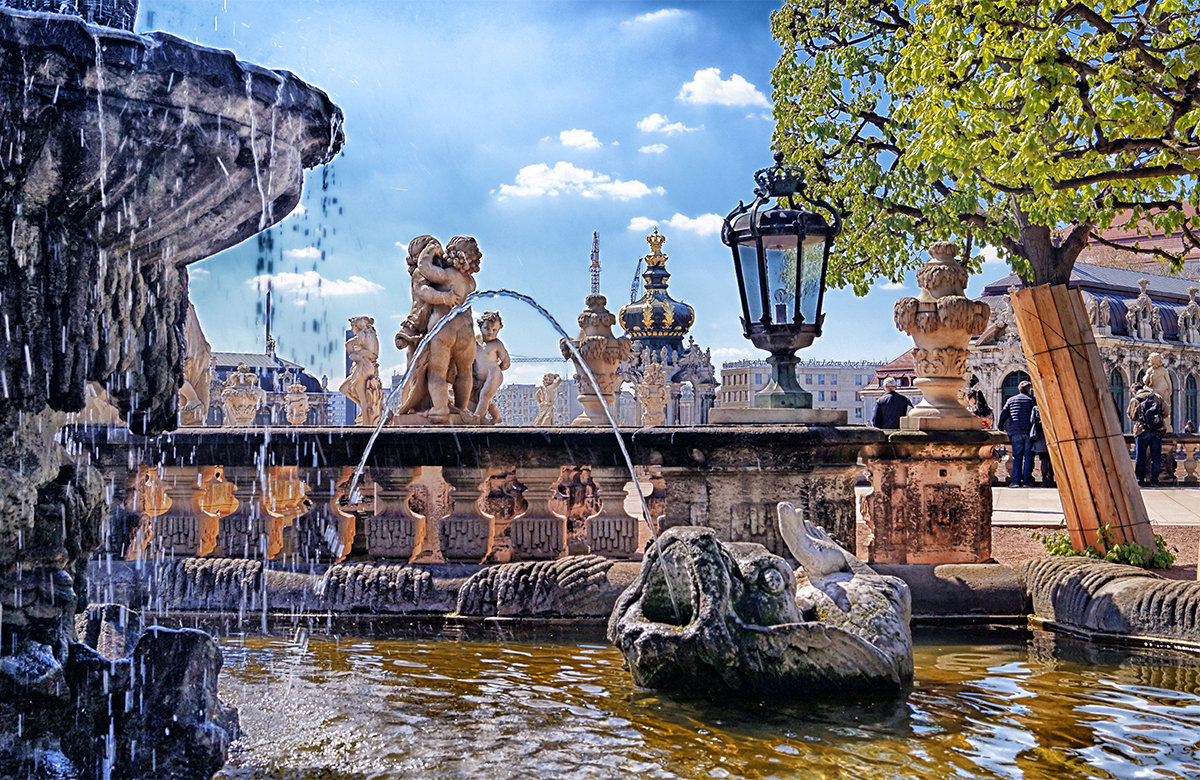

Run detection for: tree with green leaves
[[771, 0, 1200, 292]]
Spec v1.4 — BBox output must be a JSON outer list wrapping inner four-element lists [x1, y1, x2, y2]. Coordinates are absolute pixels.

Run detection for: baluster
[[365, 468, 416, 561], [124, 466, 172, 560], [587, 465, 641, 559], [193, 465, 239, 557], [511, 467, 564, 560], [622, 465, 666, 560], [549, 465, 603, 557], [405, 466, 453, 564], [441, 467, 490, 561], [1187, 445, 1199, 484], [477, 465, 528, 564]]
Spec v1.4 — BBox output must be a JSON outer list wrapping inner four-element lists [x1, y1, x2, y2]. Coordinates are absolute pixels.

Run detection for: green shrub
[[1031, 524, 1176, 570]]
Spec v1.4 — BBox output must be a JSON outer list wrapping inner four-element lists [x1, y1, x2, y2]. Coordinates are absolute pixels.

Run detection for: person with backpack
[[1127, 381, 1167, 487], [998, 381, 1036, 487]]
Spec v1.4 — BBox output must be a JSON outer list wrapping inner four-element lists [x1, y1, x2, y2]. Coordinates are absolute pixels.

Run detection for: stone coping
[[87, 557, 1200, 655], [69, 424, 886, 469]]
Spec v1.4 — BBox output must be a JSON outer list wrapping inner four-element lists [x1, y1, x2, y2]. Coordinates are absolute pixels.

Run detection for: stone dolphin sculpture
[[607, 501, 913, 696]]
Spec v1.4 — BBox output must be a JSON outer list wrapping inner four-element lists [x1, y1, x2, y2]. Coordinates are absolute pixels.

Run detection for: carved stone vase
[[284, 380, 311, 425], [219, 365, 266, 426], [893, 243, 992, 430], [560, 294, 631, 425]]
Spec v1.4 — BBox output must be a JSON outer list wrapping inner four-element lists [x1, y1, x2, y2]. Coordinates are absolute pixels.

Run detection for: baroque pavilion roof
[[977, 262, 1200, 343], [619, 229, 695, 352]]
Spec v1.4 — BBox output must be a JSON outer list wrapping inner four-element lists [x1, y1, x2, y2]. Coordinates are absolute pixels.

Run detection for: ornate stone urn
[[560, 294, 631, 425], [893, 242, 992, 430], [219, 365, 266, 426], [284, 378, 311, 425]]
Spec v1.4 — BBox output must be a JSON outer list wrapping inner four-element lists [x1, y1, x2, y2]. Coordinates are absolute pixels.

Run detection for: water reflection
[[216, 628, 1200, 779]]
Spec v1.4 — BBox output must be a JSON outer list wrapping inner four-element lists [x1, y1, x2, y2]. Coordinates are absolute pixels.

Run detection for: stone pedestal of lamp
[[560, 294, 631, 426]]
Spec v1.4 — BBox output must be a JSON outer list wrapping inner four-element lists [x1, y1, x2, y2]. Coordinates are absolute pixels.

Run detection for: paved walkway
[[991, 485, 1200, 526]]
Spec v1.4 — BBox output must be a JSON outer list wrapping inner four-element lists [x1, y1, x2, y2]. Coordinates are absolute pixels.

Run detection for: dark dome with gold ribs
[[619, 230, 695, 352]]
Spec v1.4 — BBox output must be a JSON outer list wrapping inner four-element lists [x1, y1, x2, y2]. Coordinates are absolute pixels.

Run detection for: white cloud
[[286, 202, 306, 219], [627, 212, 724, 237], [248, 270, 384, 299], [624, 8, 684, 25], [628, 217, 658, 233], [496, 162, 664, 200], [283, 246, 321, 259], [639, 143, 668, 154], [711, 346, 757, 362], [678, 67, 770, 108], [188, 267, 210, 278], [637, 113, 699, 135], [877, 281, 907, 291], [560, 129, 602, 150]]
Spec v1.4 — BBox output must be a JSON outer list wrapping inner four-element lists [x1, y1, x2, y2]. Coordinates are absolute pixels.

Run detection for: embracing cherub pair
[[394, 234, 509, 424]]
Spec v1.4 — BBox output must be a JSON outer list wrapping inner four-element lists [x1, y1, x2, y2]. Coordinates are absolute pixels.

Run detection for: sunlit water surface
[[215, 628, 1200, 779]]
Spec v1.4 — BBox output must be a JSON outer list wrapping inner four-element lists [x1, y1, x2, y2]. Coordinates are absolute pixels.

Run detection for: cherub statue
[[535, 373, 562, 426], [395, 235, 483, 423], [471, 311, 510, 424], [394, 234, 444, 351], [1142, 352, 1173, 432], [340, 315, 386, 426]]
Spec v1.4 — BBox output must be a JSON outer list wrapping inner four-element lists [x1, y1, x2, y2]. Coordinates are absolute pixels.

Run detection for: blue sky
[[141, 0, 1010, 385]]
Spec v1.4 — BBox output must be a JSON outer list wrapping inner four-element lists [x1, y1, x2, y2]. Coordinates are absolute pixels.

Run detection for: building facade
[[718, 358, 885, 424], [969, 262, 1200, 433]]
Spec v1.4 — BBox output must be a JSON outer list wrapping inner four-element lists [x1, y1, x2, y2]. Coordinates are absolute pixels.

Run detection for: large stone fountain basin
[[0, 7, 344, 268]]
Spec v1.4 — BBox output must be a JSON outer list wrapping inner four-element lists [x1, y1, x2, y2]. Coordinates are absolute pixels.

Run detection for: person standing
[[1030, 404, 1054, 488], [872, 377, 913, 429], [1127, 382, 1167, 487], [998, 381, 1036, 487]]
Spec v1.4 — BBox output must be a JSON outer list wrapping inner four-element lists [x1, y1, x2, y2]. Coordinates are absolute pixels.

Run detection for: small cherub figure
[[472, 311, 510, 424], [534, 373, 562, 426], [395, 235, 444, 350]]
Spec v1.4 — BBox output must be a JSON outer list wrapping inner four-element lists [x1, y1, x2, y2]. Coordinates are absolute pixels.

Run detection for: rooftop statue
[[608, 502, 913, 696], [340, 315, 385, 426]]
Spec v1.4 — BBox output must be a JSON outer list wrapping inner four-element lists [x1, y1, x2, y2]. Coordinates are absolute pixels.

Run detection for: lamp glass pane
[[764, 246, 798, 324], [736, 242, 764, 322], [799, 234, 827, 323]]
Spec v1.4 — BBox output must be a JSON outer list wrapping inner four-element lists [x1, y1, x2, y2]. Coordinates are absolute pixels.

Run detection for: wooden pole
[[1010, 284, 1155, 551]]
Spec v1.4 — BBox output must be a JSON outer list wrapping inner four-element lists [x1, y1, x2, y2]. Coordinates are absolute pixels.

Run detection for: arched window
[[1110, 369, 1127, 432], [1186, 375, 1197, 433], [1000, 370, 1030, 406]]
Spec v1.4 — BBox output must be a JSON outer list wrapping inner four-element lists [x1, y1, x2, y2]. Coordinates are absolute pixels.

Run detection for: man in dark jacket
[[999, 381, 1036, 487], [872, 378, 913, 429]]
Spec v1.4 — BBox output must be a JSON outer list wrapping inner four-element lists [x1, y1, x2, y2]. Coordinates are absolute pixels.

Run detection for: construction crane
[[589, 231, 601, 295], [629, 258, 643, 303], [509, 355, 569, 364]]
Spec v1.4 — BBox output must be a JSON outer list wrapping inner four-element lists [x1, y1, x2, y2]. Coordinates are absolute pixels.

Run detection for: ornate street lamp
[[722, 152, 841, 409]]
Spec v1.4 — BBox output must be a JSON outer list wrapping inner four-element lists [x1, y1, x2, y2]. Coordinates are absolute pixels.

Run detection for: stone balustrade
[[74, 425, 878, 567], [993, 434, 1200, 486]]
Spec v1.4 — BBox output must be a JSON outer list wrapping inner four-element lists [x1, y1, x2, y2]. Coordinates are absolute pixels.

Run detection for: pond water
[[215, 627, 1200, 779]]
